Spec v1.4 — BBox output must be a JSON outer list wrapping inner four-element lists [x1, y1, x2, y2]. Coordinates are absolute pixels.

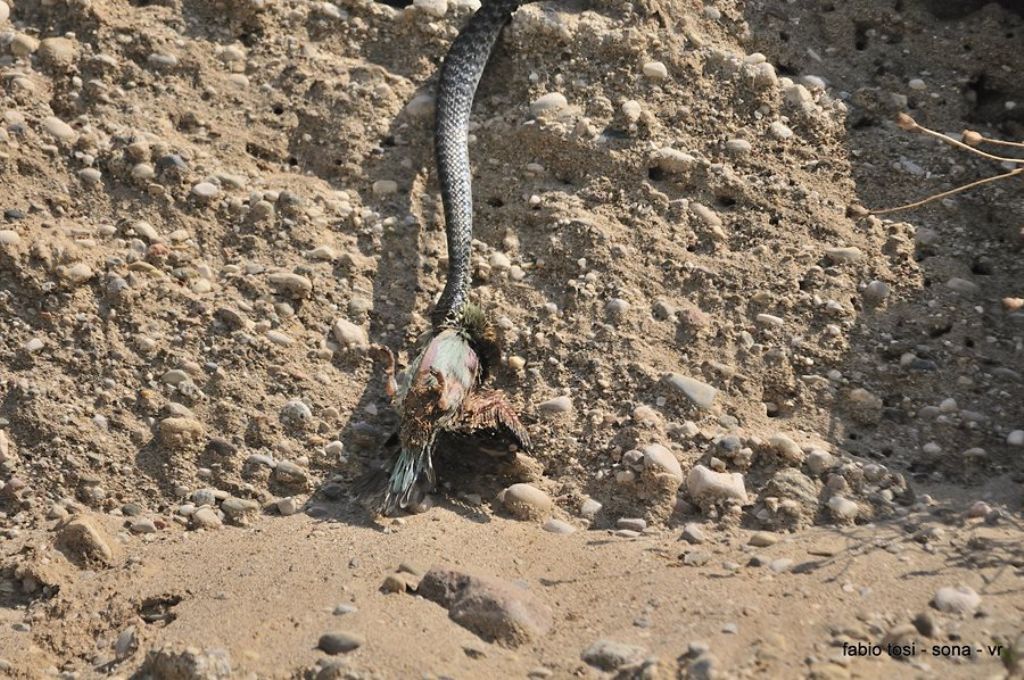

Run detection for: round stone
[[372, 179, 398, 195], [332, 318, 369, 350], [530, 92, 568, 116], [318, 632, 363, 655], [828, 496, 859, 522], [42, 116, 76, 143], [78, 168, 102, 184], [642, 444, 683, 483], [500, 484, 553, 521], [642, 61, 668, 80], [191, 182, 220, 199], [413, 0, 447, 17]]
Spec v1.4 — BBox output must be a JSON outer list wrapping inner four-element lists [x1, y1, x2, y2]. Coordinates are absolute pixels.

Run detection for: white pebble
[[828, 496, 859, 522], [332, 318, 369, 350], [1006, 430, 1023, 447], [768, 121, 792, 140], [537, 395, 572, 419], [933, 586, 980, 615], [42, 116, 76, 143], [530, 92, 568, 116], [413, 0, 447, 17], [725, 139, 752, 156], [686, 465, 747, 504], [191, 182, 220, 199], [78, 168, 102, 184], [642, 61, 668, 80]]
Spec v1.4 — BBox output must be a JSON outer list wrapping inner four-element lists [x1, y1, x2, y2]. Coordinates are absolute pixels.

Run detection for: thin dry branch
[[870, 114, 1023, 215], [871, 167, 1023, 215]]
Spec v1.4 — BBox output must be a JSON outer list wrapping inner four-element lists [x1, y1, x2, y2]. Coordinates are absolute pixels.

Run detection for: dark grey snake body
[[432, 0, 527, 328], [357, 0, 530, 516]]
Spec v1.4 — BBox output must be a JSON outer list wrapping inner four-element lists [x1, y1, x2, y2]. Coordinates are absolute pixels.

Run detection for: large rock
[[56, 516, 117, 566], [417, 566, 553, 646]]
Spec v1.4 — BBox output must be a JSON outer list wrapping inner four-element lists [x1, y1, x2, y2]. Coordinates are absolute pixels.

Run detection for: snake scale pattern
[[358, 0, 533, 516], [431, 0, 527, 328]]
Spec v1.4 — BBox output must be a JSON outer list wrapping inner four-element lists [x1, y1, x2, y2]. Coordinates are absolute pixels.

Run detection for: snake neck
[[431, 0, 527, 329]]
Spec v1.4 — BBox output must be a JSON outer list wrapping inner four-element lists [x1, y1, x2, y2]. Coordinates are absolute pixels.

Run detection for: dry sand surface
[[1, 0, 1023, 677]]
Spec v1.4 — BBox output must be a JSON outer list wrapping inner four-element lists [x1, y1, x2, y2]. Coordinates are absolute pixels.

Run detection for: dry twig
[[870, 113, 1023, 215]]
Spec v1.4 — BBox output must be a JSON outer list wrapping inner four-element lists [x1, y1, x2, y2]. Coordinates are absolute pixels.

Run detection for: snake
[[359, 0, 532, 515], [431, 0, 529, 328]]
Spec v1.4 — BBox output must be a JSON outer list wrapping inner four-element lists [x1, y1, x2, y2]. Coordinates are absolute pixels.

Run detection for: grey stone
[[417, 565, 553, 646], [581, 639, 648, 671], [318, 632, 363, 655]]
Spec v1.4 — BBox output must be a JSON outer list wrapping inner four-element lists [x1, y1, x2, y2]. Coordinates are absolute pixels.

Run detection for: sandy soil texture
[[1, 0, 1023, 677]]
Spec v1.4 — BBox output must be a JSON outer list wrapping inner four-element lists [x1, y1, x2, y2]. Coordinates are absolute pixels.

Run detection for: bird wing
[[455, 389, 531, 450]]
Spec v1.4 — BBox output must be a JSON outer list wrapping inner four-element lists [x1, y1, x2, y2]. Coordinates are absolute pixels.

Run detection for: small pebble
[[681, 523, 705, 544], [863, 280, 890, 304], [78, 168, 102, 184], [318, 632, 363, 655], [276, 497, 301, 516], [946, 277, 979, 295], [725, 139, 752, 156], [537, 395, 572, 419], [372, 179, 398, 195], [129, 518, 157, 534], [769, 121, 792, 140], [542, 518, 575, 534], [642, 61, 668, 80], [500, 484, 553, 521], [665, 374, 717, 410], [828, 496, 859, 522], [42, 116, 76, 142], [616, 518, 647, 532], [332, 318, 369, 350], [932, 586, 981, 615], [530, 92, 568, 116], [413, 0, 447, 17], [748, 531, 778, 547], [191, 182, 220, 200]]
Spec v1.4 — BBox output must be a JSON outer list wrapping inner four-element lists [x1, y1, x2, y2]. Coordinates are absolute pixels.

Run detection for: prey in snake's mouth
[[363, 305, 530, 515]]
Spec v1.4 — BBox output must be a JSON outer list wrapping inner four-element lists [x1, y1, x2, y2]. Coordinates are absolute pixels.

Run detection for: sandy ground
[[1, 0, 1023, 677]]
